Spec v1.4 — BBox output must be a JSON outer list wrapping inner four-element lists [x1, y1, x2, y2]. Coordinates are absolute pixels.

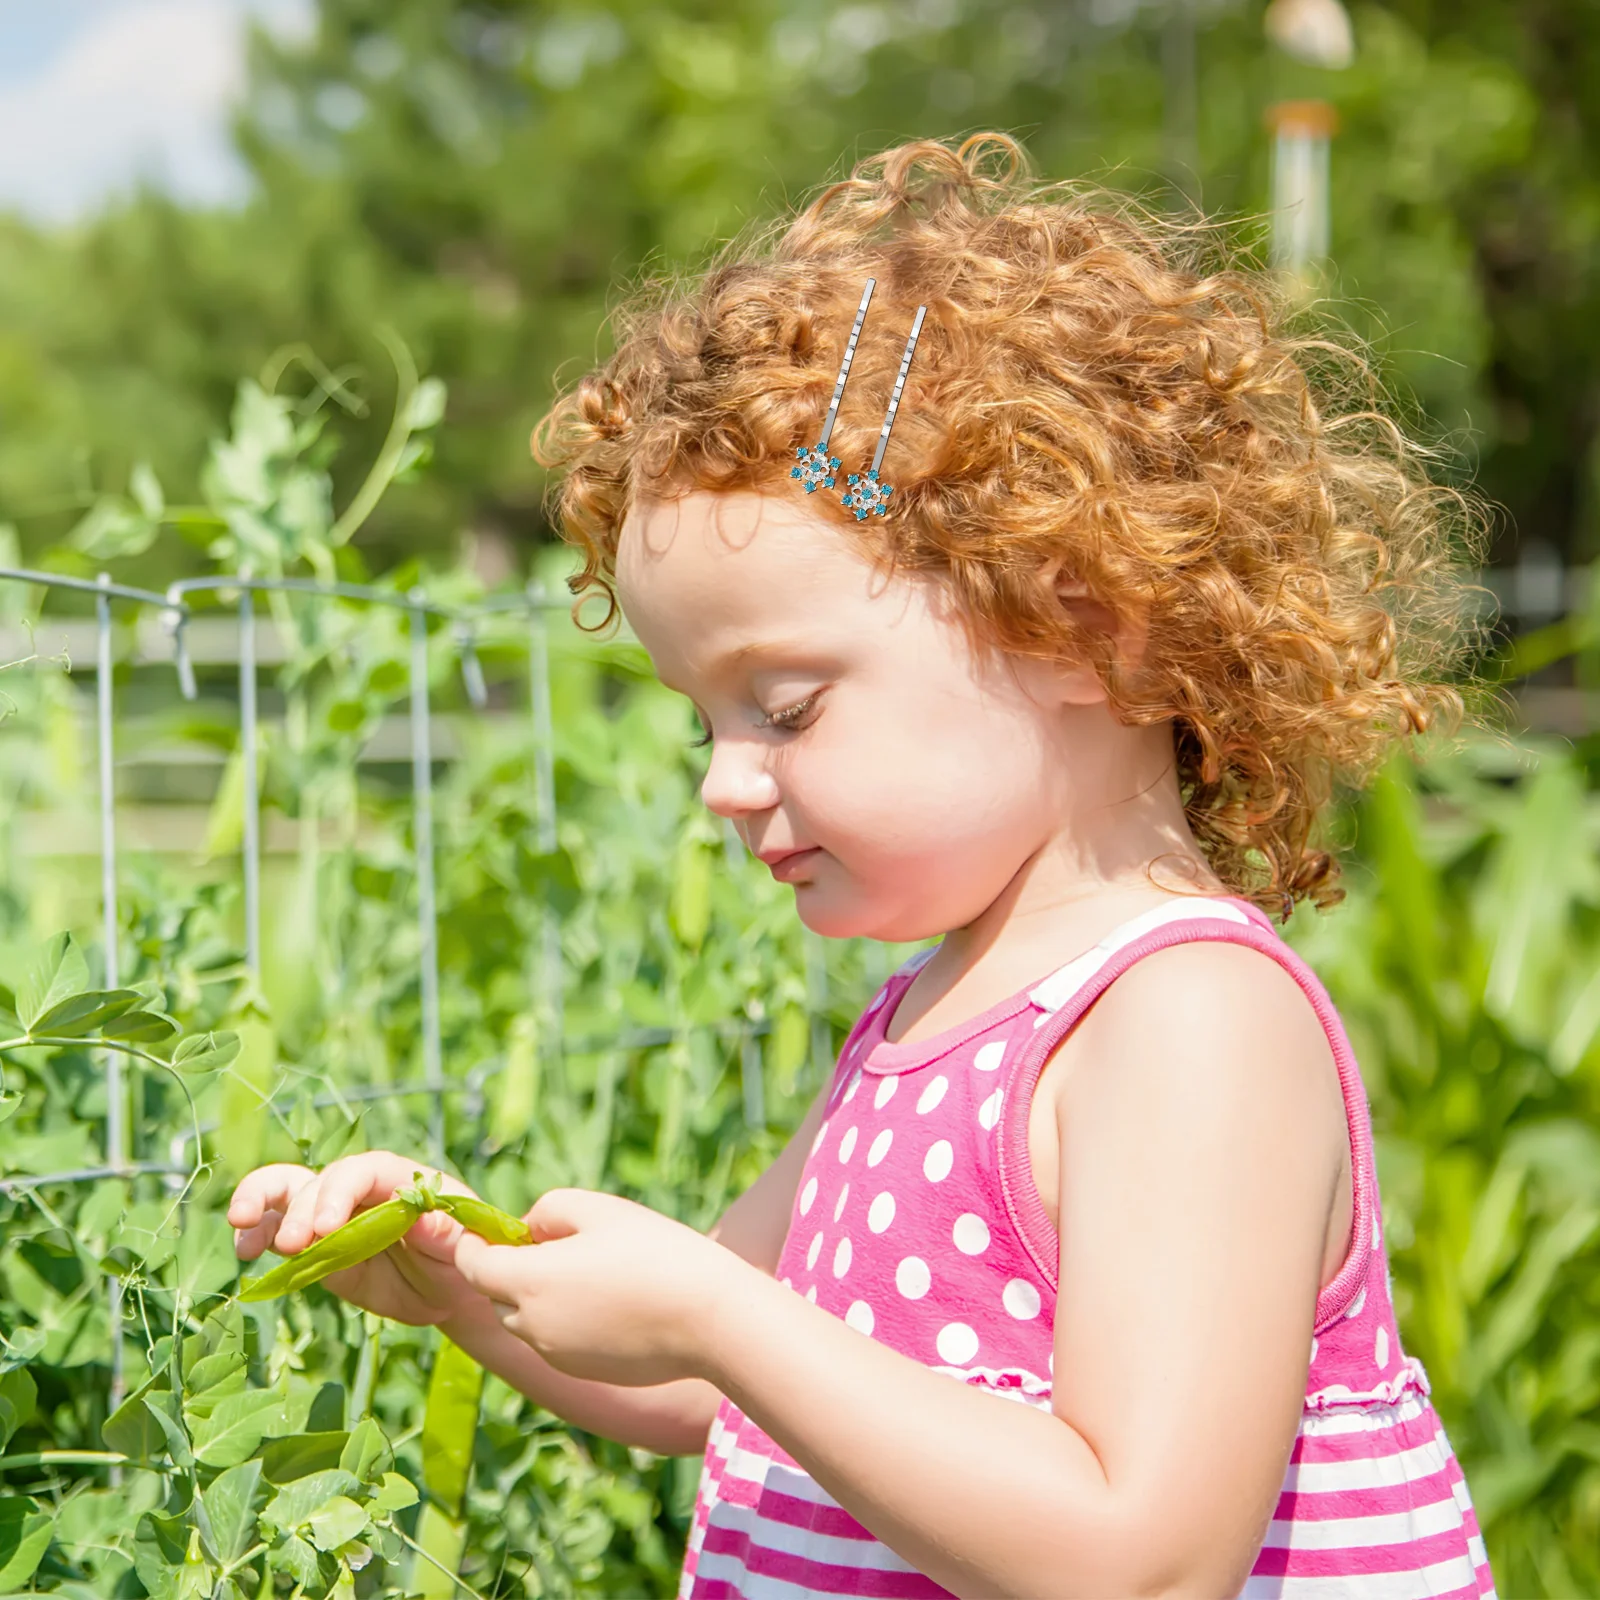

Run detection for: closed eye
[[756, 690, 823, 733]]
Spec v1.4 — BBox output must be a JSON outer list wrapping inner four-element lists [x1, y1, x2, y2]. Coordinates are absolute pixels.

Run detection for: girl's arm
[[458, 941, 1344, 1596], [440, 1080, 831, 1455]]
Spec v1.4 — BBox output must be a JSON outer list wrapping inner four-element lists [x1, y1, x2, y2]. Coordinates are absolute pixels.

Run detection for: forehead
[[615, 490, 893, 665]]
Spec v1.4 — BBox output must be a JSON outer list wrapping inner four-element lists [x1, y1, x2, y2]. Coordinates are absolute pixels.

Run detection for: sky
[[0, 0, 311, 223]]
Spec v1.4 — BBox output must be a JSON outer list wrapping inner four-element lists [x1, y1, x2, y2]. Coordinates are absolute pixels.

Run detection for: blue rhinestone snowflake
[[840, 468, 893, 519], [790, 443, 839, 493]]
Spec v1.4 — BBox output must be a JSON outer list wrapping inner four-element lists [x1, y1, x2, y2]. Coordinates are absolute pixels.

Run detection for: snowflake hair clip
[[840, 304, 926, 520], [791, 278, 875, 495]]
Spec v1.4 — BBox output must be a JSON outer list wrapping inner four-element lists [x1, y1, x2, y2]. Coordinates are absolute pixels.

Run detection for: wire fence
[[0, 565, 809, 1422]]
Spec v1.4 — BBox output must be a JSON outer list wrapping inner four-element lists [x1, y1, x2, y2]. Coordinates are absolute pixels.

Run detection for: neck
[[904, 719, 1221, 1036]]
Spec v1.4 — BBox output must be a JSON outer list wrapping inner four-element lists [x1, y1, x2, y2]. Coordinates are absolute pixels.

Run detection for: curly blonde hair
[[534, 133, 1479, 917]]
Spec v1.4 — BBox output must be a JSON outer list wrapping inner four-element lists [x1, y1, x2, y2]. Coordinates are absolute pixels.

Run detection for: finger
[[309, 1152, 422, 1236], [454, 1231, 538, 1305], [525, 1187, 615, 1244], [227, 1164, 314, 1229], [232, 1208, 285, 1262]]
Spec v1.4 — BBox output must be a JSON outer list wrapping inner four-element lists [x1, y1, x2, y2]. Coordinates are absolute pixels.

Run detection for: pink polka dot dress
[[680, 897, 1496, 1599]]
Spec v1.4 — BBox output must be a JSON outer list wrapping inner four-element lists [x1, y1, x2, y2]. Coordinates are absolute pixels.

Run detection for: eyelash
[[687, 691, 823, 749]]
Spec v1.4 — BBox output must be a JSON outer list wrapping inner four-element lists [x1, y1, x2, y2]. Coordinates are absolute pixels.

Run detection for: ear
[[1053, 575, 1150, 706]]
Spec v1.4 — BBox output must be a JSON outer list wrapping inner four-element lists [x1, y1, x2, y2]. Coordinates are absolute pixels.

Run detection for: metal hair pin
[[840, 304, 926, 520], [791, 278, 875, 494]]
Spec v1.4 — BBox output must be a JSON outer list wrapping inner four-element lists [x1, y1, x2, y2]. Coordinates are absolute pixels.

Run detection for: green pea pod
[[434, 1193, 533, 1246], [238, 1198, 422, 1302]]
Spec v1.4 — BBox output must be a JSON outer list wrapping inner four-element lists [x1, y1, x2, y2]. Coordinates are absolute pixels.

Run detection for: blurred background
[[2, 3, 1600, 1597]]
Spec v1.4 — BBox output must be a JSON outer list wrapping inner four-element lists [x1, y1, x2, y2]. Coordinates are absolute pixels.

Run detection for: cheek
[[790, 697, 1055, 855]]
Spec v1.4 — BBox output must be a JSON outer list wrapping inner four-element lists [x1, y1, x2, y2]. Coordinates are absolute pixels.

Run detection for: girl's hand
[[228, 1152, 484, 1328], [453, 1188, 743, 1387]]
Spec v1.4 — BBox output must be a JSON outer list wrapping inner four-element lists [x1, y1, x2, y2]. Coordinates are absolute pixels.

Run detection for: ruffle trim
[[1304, 1354, 1431, 1413], [933, 1364, 1055, 1410]]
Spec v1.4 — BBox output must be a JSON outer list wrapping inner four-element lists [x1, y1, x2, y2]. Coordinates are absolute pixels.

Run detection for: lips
[[760, 846, 821, 882]]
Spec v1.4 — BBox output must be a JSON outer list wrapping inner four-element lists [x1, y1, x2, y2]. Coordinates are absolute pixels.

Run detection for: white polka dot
[[804, 1285, 817, 1304], [1002, 1279, 1042, 1321], [1373, 1212, 1381, 1250], [1048, 1350, 1054, 1375], [924, 1140, 954, 1182], [833, 1182, 850, 1222], [799, 1177, 818, 1216], [845, 1300, 875, 1336], [973, 1041, 1005, 1072], [867, 1129, 893, 1167], [843, 1072, 861, 1104], [895, 1257, 931, 1299], [868, 1192, 896, 1234], [1310, 1336, 1319, 1364], [977, 1088, 1003, 1131], [873, 1075, 898, 1110], [1374, 1325, 1389, 1371], [811, 1120, 829, 1156], [936, 1322, 979, 1365], [780, 1276, 791, 1290], [863, 989, 886, 1016], [1345, 1287, 1367, 1320], [916, 1076, 948, 1115], [952, 1214, 990, 1255], [838, 1126, 858, 1162], [833, 1237, 852, 1278], [806, 1231, 823, 1270]]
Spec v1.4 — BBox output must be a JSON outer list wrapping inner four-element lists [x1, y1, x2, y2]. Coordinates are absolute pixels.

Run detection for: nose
[[699, 736, 781, 821]]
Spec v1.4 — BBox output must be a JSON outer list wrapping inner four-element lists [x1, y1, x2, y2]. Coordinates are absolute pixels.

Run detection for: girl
[[231, 135, 1494, 1597]]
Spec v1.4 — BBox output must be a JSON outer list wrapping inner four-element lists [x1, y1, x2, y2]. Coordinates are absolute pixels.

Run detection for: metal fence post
[[409, 592, 444, 1159], [95, 573, 127, 1429], [527, 590, 564, 1094], [238, 578, 261, 978]]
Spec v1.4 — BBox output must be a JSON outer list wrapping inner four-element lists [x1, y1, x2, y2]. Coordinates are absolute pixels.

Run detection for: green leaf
[[170, 1029, 243, 1076], [421, 1338, 483, 1518], [100, 1007, 179, 1042], [29, 987, 143, 1038], [262, 1468, 363, 1533], [260, 1430, 349, 1484], [175, 1214, 240, 1302], [307, 1494, 369, 1552], [237, 1198, 419, 1301], [103, 1387, 165, 1460], [270, 1531, 321, 1588], [16, 933, 89, 1031], [307, 1380, 346, 1433], [372, 1471, 419, 1513], [435, 1191, 533, 1245], [201, 1459, 263, 1564], [185, 1347, 247, 1396], [145, 1389, 196, 1469], [0, 1498, 53, 1593], [191, 1385, 286, 1468], [0, 1367, 36, 1449], [338, 1416, 392, 1484]]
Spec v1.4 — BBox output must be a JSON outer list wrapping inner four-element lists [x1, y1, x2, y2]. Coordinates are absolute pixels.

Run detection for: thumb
[[525, 1187, 614, 1244]]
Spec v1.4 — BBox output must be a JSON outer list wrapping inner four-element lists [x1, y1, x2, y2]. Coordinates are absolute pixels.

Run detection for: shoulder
[[1045, 936, 1344, 1156]]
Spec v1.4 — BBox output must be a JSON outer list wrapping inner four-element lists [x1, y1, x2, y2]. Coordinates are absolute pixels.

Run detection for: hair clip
[[792, 279, 875, 494], [840, 305, 925, 520]]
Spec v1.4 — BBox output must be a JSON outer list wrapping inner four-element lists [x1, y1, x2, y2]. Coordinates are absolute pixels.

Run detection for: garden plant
[[0, 359, 1598, 1595]]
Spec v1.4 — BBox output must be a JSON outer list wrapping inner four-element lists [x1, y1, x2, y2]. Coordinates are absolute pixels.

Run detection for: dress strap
[[994, 907, 1377, 1333]]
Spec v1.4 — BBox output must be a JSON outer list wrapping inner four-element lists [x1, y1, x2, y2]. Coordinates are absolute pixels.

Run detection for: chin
[[792, 883, 948, 945]]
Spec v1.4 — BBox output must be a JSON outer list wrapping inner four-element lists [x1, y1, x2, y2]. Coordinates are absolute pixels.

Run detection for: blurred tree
[[0, 0, 1591, 577]]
